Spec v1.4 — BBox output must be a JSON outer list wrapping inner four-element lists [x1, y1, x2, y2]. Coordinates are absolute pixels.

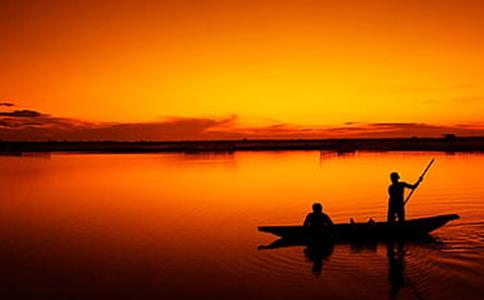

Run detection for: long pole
[[404, 158, 435, 205]]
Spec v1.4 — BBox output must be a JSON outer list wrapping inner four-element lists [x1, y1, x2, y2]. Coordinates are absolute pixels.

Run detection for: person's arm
[[303, 214, 311, 227], [404, 176, 423, 189], [324, 214, 334, 226]]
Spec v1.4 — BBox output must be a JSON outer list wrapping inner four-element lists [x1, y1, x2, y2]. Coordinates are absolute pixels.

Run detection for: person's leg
[[388, 205, 396, 223], [397, 205, 405, 223]]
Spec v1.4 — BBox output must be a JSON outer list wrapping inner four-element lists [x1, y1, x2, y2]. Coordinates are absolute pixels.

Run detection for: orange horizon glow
[[1, 0, 484, 140]]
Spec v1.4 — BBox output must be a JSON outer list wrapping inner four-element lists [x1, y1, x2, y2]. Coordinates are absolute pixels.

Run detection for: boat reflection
[[387, 240, 405, 299], [303, 240, 334, 275], [258, 238, 334, 275], [386, 236, 442, 300], [259, 236, 442, 297]]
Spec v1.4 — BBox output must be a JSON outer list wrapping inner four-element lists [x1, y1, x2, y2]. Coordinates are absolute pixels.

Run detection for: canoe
[[258, 214, 459, 241]]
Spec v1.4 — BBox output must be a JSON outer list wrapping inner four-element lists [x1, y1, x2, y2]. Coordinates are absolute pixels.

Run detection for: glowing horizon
[[1, 0, 484, 140]]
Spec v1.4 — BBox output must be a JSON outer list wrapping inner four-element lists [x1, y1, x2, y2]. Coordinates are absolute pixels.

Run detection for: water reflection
[[387, 236, 445, 300], [303, 240, 334, 275], [259, 236, 443, 298], [386, 241, 405, 299], [259, 238, 335, 276], [0, 151, 482, 299]]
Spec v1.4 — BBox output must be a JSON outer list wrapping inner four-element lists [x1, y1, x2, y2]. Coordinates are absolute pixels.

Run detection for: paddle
[[404, 158, 435, 205]]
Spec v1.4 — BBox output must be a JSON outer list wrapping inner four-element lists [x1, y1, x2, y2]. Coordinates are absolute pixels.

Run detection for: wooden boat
[[258, 214, 459, 241]]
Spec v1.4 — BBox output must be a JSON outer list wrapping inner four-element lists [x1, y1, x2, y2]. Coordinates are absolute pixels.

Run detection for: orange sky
[[1, 0, 484, 140]]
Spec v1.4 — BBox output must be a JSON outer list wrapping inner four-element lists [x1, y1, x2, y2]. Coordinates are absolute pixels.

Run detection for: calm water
[[0, 151, 483, 299]]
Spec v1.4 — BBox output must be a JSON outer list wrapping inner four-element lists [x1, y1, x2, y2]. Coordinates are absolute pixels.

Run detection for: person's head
[[390, 172, 400, 183], [312, 203, 323, 213]]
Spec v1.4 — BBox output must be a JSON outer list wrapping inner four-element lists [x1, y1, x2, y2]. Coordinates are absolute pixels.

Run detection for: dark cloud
[[1, 107, 484, 141], [0, 117, 44, 128], [230, 122, 484, 139], [0, 110, 238, 141], [0, 110, 45, 117], [334, 122, 484, 138], [0, 102, 14, 107]]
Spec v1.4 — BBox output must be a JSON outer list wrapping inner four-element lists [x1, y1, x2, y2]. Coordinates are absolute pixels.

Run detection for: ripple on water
[[246, 237, 483, 299]]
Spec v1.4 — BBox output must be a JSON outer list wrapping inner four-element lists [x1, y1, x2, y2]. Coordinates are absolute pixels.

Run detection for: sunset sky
[[1, 0, 484, 140]]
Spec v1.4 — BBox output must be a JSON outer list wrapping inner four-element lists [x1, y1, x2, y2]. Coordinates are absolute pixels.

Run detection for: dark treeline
[[1, 136, 484, 155]]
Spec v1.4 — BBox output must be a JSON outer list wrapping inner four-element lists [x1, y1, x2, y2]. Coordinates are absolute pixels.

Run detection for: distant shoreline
[[1, 137, 484, 155]]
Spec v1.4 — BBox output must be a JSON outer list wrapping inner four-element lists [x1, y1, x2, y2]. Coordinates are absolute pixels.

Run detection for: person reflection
[[387, 240, 405, 299], [303, 240, 334, 275]]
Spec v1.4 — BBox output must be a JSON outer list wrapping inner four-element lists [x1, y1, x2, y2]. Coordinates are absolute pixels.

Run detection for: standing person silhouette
[[387, 172, 422, 223]]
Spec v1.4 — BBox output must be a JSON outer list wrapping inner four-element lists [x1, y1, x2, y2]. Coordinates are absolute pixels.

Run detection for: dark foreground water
[[0, 151, 483, 299]]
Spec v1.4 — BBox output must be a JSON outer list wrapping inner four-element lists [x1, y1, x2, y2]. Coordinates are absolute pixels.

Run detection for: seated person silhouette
[[387, 172, 422, 223], [303, 203, 333, 233]]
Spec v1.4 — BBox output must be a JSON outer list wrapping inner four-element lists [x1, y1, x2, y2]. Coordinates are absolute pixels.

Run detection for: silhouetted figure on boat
[[388, 172, 422, 223], [304, 203, 333, 233]]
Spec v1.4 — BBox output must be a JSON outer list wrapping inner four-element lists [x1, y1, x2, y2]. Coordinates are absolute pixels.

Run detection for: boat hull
[[258, 214, 459, 241]]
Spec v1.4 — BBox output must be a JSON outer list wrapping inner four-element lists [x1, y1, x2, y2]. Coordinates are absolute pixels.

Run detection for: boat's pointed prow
[[449, 214, 460, 220], [432, 213, 459, 223], [436, 213, 460, 225]]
